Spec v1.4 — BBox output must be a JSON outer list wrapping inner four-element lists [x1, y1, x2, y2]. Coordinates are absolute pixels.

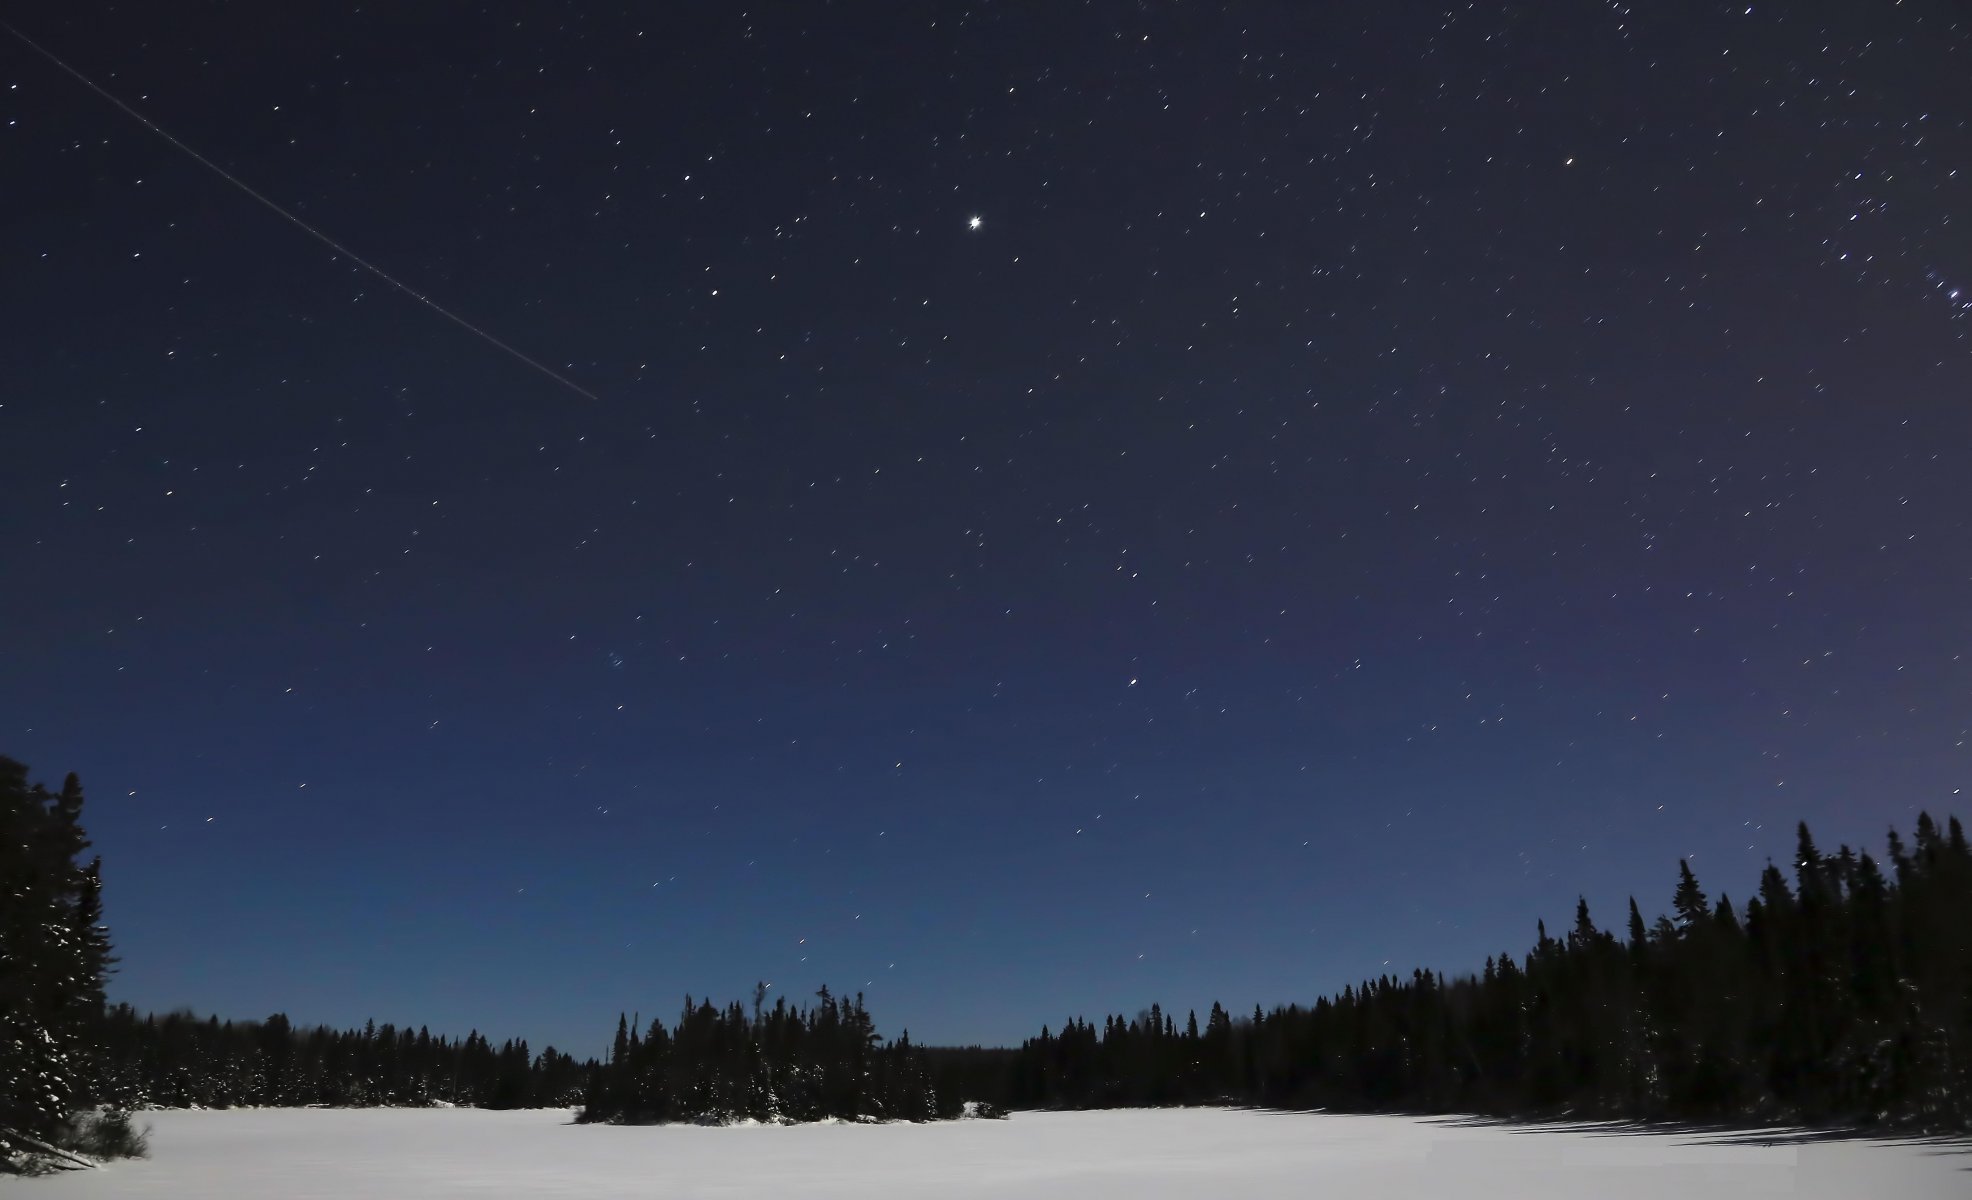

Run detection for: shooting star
[[3, 21, 599, 401]]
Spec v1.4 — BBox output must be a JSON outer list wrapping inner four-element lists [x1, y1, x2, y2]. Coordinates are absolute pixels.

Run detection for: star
[[967, 215, 983, 231]]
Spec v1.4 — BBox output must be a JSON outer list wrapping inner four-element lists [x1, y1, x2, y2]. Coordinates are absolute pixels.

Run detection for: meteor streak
[[4, 21, 599, 401]]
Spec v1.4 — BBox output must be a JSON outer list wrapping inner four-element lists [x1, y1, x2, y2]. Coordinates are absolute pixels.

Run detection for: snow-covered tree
[[2, 758, 116, 1169]]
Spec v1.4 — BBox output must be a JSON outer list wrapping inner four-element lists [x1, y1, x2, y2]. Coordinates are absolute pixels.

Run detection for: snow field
[[32, 1105, 1971, 1199]]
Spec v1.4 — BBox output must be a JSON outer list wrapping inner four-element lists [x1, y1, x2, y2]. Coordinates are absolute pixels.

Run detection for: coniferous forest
[[996, 817, 1972, 1131], [577, 987, 944, 1123], [6, 752, 1970, 1174], [84, 992, 944, 1125], [89, 1007, 592, 1111]]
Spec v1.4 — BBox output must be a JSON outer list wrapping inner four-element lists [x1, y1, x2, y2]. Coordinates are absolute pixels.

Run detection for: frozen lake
[[31, 1106, 1970, 1199]]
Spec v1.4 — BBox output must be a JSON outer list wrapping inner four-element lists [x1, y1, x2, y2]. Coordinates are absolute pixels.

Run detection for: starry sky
[[3, 2, 1969, 1057]]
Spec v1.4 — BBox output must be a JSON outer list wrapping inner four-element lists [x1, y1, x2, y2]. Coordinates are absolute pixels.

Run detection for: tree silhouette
[[989, 815, 1972, 1133], [1, 759, 119, 1166]]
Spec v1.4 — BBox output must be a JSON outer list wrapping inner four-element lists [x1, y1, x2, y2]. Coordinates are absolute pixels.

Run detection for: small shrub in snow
[[66, 1108, 150, 1161]]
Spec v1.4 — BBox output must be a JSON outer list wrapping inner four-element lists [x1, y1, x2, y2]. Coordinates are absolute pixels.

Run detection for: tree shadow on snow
[[1414, 1113, 1972, 1167]]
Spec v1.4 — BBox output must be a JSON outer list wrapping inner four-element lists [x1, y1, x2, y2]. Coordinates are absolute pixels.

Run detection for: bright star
[[967, 215, 983, 231]]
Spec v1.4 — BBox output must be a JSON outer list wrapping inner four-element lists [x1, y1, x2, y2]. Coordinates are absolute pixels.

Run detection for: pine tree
[[1672, 860, 1709, 933], [1569, 897, 1598, 949], [1, 759, 118, 1169]]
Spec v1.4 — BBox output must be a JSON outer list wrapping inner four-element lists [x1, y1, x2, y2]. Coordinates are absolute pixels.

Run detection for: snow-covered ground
[[31, 1106, 1970, 1198]]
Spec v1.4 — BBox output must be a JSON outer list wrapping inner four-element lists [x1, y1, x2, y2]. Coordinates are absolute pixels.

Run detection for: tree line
[[579, 984, 946, 1123], [3, 753, 948, 1170], [84, 986, 951, 1124], [89, 1007, 590, 1110], [994, 815, 1972, 1132], [80, 991, 950, 1127], [8, 752, 1968, 1171]]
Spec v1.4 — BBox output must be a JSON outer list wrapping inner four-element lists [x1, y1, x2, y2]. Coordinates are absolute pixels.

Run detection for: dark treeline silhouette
[[6, 755, 942, 1145], [926, 1045, 1019, 1115], [90, 1007, 590, 1110], [580, 984, 944, 1123], [13, 751, 1970, 1158], [993, 816, 1972, 1132], [89, 988, 947, 1124]]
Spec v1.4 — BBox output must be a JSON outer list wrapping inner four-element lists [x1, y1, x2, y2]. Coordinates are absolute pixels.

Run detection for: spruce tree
[[1672, 860, 1709, 933], [1, 758, 117, 1168]]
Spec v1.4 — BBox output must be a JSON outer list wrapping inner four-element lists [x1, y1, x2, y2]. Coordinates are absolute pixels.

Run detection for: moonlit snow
[[36, 1108, 1968, 1199]]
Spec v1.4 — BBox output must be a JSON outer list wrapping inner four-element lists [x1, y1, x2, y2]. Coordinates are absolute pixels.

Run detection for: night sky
[[4, 3, 1969, 1058]]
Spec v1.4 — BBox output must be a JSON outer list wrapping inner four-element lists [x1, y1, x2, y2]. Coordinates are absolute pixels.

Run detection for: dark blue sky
[[3, 2, 1968, 1057]]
